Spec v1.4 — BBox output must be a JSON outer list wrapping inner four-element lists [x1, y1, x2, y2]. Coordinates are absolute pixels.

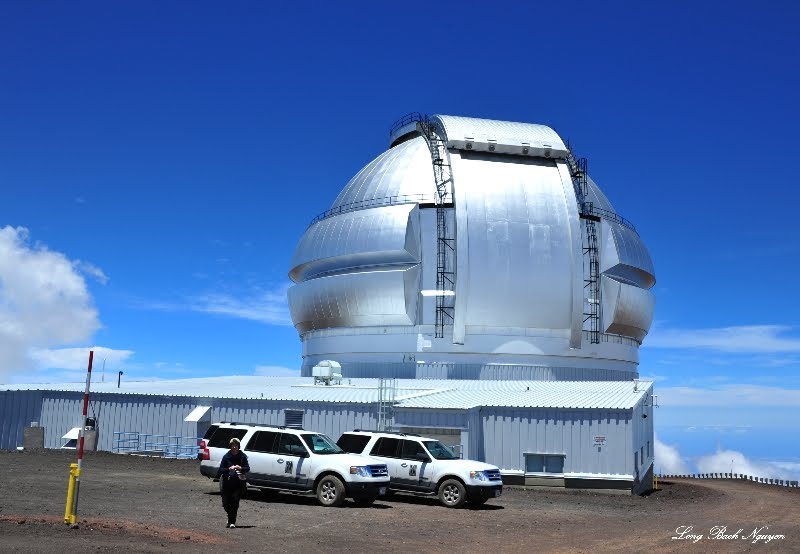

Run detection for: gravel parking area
[[1, 449, 798, 552]]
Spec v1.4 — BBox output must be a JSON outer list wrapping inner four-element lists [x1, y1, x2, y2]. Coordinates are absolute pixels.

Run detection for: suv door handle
[[277, 458, 284, 463], [400, 463, 408, 467]]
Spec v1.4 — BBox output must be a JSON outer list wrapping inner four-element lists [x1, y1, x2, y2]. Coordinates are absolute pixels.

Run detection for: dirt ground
[[0, 450, 797, 553]]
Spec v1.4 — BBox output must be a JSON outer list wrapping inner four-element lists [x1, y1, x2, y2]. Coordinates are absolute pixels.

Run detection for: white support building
[[1, 376, 655, 493]]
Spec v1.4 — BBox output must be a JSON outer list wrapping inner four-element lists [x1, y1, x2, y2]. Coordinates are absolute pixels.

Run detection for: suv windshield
[[423, 440, 458, 460], [302, 433, 344, 455]]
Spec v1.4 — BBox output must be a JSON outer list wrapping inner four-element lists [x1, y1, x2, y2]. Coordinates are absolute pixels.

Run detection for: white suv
[[337, 430, 503, 508], [199, 423, 389, 507]]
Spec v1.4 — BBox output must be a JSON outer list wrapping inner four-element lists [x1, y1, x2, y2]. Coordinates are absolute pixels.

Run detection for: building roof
[[0, 376, 652, 410]]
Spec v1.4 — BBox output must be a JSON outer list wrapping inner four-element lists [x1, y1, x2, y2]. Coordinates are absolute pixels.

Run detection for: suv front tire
[[438, 478, 467, 508], [316, 475, 346, 507]]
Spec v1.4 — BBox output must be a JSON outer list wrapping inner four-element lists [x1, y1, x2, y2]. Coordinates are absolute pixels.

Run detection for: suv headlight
[[350, 466, 370, 477], [469, 470, 489, 481]]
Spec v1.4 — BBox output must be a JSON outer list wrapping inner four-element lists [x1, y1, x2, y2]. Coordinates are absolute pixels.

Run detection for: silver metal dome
[[288, 115, 655, 380]]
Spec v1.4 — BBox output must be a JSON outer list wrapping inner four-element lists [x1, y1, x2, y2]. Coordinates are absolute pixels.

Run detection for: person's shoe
[[229, 523, 236, 528]]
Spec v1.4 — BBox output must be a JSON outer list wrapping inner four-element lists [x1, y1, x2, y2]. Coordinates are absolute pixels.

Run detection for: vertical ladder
[[565, 143, 601, 344], [377, 378, 396, 431], [583, 211, 600, 344], [419, 118, 455, 339]]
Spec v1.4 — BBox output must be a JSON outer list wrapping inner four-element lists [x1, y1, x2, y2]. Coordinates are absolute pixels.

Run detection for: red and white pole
[[71, 350, 94, 523]]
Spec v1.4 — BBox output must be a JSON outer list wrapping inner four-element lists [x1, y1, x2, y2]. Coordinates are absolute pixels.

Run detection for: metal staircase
[[565, 144, 601, 344]]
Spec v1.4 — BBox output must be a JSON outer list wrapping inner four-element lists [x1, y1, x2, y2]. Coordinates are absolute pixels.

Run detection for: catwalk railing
[[113, 431, 201, 459], [659, 473, 798, 487]]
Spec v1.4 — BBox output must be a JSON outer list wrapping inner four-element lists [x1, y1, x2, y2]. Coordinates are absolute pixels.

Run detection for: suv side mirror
[[416, 453, 431, 463]]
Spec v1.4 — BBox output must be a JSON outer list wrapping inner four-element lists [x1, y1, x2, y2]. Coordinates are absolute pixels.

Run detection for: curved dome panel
[[601, 276, 655, 342], [586, 176, 616, 214], [600, 220, 656, 289], [433, 115, 566, 151], [331, 136, 434, 210], [454, 153, 574, 330], [288, 266, 420, 333], [290, 204, 420, 283]]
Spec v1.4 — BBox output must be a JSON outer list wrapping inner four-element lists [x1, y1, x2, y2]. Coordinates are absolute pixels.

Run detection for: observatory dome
[[288, 115, 655, 380]]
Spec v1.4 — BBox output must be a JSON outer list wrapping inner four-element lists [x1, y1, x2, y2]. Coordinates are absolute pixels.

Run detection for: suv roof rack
[[352, 429, 421, 437], [218, 422, 288, 430]]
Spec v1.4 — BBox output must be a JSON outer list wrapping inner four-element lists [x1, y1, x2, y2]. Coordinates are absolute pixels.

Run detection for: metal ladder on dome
[[565, 144, 601, 344], [417, 117, 455, 339]]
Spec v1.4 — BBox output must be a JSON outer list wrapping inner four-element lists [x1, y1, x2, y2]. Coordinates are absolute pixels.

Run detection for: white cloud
[[654, 437, 690, 474], [646, 324, 800, 353], [0, 226, 103, 380], [696, 449, 800, 481], [254, 365, 300, 377], [658, 384, 800, 407], [190, 284, 292, 326], [73, 260, 109, 284], [137, 283, 292, 326], [30, 346, 134, 371]]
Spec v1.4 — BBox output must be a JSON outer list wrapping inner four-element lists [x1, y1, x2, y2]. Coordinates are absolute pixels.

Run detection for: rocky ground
[[0, 449, 797, 553]]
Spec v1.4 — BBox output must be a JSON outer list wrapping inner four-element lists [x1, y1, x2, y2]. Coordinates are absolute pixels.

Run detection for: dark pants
[[221, 479, 242, 525]]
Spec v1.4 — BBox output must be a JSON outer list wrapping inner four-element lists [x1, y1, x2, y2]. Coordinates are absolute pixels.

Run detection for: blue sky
[[1, 1, 798, 478]]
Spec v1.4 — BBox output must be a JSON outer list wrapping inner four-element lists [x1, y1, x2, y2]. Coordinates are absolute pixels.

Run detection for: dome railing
[[308, 193, 436, 227]]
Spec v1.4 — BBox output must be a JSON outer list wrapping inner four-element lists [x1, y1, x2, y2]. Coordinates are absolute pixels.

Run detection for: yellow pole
[[64, 463, 80, 525]]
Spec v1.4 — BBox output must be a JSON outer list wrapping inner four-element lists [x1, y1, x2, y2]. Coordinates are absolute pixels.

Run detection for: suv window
[[203, 425, 219, 440], [400, 439, 427, 460], [302, 434, 344, 455], [423, 440, 458, 460], [336, 434, 370, 454], [277, 433, 308, 456], [207, 427, 247, 448], [370, 437, 400, 458], [247, 430, 278, 453]]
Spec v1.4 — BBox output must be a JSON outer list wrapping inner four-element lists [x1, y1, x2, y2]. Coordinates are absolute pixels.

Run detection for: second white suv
[[337, 430, 503, 508], [199, 423, 390, 507]]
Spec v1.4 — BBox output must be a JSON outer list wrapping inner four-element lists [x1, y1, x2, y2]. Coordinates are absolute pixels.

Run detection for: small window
[[284, 410, 304, 429], [525, 453, 565, 474], [207, 427, 247, 449], [647, 440, 650, 458], [635, 451, 639, 471], [370, 437, 400, 458], [277, 433, 308, 456], [337, 434, 371, 454], [247, 430, 278, 453]]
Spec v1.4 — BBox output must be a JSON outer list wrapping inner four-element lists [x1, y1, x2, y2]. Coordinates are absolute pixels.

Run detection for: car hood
[[329, 453, 387, 466], [432, 458, 499, 472]]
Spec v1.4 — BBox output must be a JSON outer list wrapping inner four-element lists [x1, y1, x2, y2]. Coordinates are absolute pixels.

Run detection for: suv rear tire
[[317, 475, 346, 507], [438, 479, 466, 508]]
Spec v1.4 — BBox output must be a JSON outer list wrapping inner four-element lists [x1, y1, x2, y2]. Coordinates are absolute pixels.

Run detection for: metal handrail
[[585, 206, 637, 233], [389, 112, 427, 137], [113, 431, 201, 459], [308, 193, 436, 227]]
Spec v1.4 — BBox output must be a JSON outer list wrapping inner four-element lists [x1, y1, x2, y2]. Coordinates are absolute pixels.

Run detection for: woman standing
[[217, 437, 250, 528]]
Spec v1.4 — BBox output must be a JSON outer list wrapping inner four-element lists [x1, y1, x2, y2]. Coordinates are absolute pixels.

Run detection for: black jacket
[[218, 449, 250, 483]]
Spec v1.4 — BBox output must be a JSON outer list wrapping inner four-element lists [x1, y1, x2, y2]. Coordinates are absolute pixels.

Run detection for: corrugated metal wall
[[32, 392, 379, 451], [2, 389, 647, 481], [0, 390, 42, 450], [478, 407, 633, 475]]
